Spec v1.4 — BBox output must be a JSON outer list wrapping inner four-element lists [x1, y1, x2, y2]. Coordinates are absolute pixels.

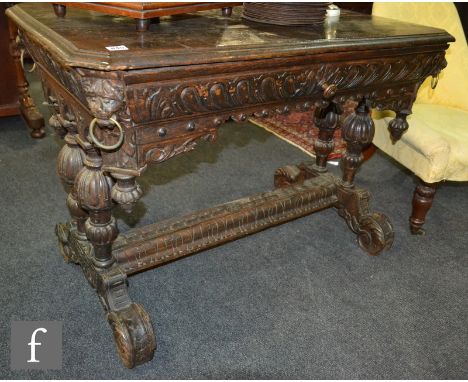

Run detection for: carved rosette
[[111, 174, 143, 213], [341, 100, 375, 186]]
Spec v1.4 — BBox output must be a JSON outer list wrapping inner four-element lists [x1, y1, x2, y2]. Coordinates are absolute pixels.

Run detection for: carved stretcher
[[6, 4, 452, 368]]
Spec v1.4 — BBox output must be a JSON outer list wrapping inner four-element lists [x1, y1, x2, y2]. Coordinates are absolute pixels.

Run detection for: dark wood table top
[[7, 3, 453, 70]]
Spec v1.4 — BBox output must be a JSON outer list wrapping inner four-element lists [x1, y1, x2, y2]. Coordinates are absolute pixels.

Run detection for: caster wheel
[[357, 212, 394, 255], [107, 303, 156, 368]]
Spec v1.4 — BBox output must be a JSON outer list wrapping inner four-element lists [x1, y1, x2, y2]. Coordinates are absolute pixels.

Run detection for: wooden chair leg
[[410, 180, 437, 235]]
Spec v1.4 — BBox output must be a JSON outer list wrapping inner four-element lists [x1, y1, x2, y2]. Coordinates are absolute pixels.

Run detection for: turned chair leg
[[7, 18, 45, 138], [410, 180, 437, 235]]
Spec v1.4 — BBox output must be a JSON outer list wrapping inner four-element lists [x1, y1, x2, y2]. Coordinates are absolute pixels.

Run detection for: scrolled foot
[[274, 163, 318, 188], [356, 212, 394, 255], [107, 303, 156, 368], [274, 165, 305, 188], [336, 185, 394, 256]]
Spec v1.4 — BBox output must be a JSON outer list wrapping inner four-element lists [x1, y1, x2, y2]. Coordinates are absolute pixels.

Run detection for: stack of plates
[[242, 2, 331, 26]]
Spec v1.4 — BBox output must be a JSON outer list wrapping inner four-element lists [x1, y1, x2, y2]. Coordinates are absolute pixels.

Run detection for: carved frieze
[[126, 52, 447, 123]]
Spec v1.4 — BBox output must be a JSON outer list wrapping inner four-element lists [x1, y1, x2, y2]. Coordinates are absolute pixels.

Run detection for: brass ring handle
[[431, 73, 439, 90], [88, 117, 125, 151], [20, 49, 36, 73]]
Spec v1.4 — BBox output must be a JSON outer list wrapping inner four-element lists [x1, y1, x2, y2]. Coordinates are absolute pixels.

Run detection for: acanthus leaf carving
[[126, 52, 447, 124]]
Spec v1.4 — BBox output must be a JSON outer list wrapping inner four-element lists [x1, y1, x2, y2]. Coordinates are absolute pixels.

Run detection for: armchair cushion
[[373, 104, 468, 183]]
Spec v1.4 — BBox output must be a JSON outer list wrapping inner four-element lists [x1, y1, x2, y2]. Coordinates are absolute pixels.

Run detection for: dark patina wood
[[7, 3, 453, 368]]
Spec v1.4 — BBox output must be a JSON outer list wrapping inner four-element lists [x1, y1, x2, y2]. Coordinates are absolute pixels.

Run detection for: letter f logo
[[28, 328, 47, 363]]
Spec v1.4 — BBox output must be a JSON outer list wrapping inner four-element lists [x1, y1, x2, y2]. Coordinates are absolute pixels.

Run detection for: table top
[[7, 3, 453, 71]]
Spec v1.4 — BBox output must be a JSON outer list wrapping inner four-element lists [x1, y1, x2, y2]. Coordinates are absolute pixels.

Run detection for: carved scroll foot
[[107, 303, 156, 368], [274, 162, 320, 188], [274, 165, 307, 188], [410, 181, 437, 235], [98, 267, 156, 368], [336, 185, 394, 255]]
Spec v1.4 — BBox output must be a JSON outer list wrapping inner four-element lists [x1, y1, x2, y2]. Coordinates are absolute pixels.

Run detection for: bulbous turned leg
[[75, 147, 117, 269], [337, 98, 393, 255], [56, 131, 87, 263], [68, 147, 155, 367], [57, 133, 85, 192], [313, 101, 342, 172], [388, 112, 409, 143], [410, 180, 437, 235], [340, 99, 375, 187]]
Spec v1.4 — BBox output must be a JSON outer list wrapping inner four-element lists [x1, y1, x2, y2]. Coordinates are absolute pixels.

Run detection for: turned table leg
[[313, 101, 342, 171], [71, 146, 155, 368], [336, 98, 394, 254], [55, 116, 88, 263], [410, 180, 437, 235], [75, 147, 117, 268], [7, 19, 45, 139], [340, 98, 375, 186]]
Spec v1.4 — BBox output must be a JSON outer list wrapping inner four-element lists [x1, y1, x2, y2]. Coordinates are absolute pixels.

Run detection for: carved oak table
[[7, 4, 453, 368]]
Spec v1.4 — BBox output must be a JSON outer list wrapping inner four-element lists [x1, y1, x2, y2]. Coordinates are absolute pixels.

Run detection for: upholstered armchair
[[372, 2, 468, 234]]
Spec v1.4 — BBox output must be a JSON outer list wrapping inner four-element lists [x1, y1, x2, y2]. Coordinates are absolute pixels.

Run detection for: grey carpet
[[0, 73, 467, 379]]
